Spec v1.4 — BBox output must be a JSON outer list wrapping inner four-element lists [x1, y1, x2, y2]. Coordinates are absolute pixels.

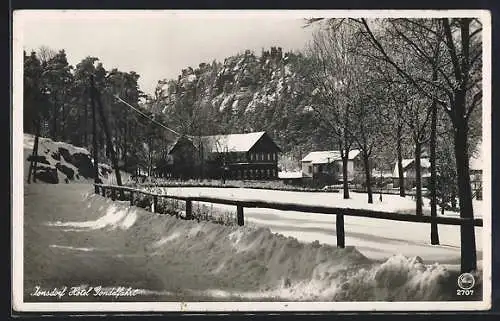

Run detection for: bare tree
[[303, 22, 358, 199], [36, 45, 56, 65], [351, 17, 482, 272]]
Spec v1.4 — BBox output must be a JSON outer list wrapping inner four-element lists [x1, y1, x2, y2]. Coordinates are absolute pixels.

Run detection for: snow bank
[[45, 193, 470, 301], [46, 201, 138, 231], [23, 133, 128, 184]]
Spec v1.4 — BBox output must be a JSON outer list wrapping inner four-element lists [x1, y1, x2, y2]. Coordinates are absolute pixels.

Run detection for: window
[[243, 169, 248, 179], [250, 153, 254, 161]]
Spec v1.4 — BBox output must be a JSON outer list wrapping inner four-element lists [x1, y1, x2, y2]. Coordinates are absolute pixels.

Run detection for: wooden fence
[[94, 183, 482, 250]]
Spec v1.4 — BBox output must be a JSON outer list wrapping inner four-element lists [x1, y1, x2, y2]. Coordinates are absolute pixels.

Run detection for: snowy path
[[22, 184, 485, 302], [150, 187, 484, 269]]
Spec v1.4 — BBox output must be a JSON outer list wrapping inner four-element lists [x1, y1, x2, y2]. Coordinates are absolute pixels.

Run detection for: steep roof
[[392, 158, 431, 177], [200, 131, 267, 153], [301, 150, 361, 164], [169, 131, 280, 154]]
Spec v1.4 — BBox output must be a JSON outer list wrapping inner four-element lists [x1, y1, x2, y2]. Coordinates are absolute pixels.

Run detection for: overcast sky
[[17, 11, 315, 95]]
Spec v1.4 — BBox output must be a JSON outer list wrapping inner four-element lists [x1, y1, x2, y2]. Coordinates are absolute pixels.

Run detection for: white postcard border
[[12, 9, 492, 312]]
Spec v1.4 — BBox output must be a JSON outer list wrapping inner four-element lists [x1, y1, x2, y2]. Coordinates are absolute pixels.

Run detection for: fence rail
[[94, 183, 483, 273], [94, 183, 482, 226]]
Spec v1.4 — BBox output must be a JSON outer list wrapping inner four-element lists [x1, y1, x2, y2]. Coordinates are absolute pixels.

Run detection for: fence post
[[94, 184, 99, 194], [336, 214, 345, 248], [130, 191, 134, 206], [153, 195, 158, 213], [111, 188, 116, 201], [185, 200, 192, 219], [237, 205, 244, 226]]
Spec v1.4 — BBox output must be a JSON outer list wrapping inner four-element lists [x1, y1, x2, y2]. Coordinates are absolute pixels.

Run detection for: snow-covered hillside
[[23, 133, 129, 184], [155, 48, 330, 159]]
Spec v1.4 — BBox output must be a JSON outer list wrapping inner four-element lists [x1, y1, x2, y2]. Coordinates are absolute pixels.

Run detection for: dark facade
[[167, 136, 199, 179], [168, 131, 281, 180]]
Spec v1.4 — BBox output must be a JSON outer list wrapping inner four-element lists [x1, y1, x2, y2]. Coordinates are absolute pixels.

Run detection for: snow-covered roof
[[200, 131, 268, 153], [278, 171, 303, 179], [301, 150, 361, 164], [168, 131, 280, 155], [392, 158, 431, 177]]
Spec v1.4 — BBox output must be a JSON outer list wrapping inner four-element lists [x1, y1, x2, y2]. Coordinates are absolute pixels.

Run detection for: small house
[[392, 158, 431, 188], [301, 150, 362, 185], [278, 171, 303, 185]]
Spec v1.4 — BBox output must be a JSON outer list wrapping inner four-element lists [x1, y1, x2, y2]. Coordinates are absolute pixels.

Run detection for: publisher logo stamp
[[457, 273, 475, 290]]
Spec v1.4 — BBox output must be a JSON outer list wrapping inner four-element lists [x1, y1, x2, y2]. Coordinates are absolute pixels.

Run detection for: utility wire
[[113, 94, 182, 137]]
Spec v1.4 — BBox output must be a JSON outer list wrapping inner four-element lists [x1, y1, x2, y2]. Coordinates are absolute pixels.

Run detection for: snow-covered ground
[[26, 184, 481, 302], [147, 186, 483, 218], [21, 134, 486, 302], [146, 187, 484, 269]]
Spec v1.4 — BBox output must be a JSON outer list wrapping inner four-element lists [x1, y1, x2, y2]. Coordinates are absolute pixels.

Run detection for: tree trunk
[[454, 114, 477, 272], [200, 141, 205, 180], [397, 124, 405, 197], [342, 153, 350, 199], [61, 102, 66, 141], [123, 122, 128, 170], [342, 111, 350, 199], [52, 95, 58, 140], [92, 79, 123, 198], [84, 100, 88, 147], [90, 78, 100, 185], [27, 117, 41, 183], [451, 188, 458, 209], [429, 80, 439, 244], [414, 141, 423, 216], [362, 151, 373, 204]]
